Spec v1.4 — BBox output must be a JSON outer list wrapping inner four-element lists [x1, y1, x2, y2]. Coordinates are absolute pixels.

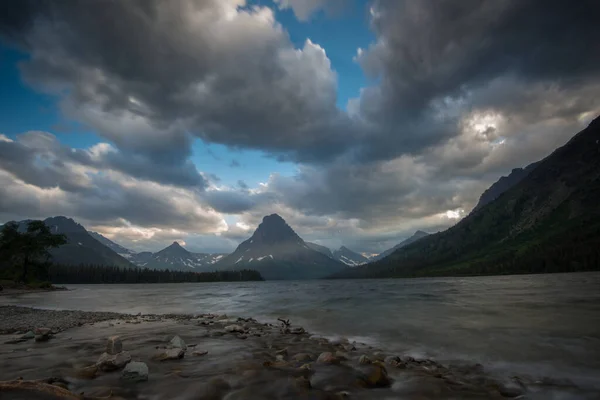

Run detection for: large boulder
[[97, 351, 132, 371], [106, 336, 123, 355], [121, 361, 149, 382]]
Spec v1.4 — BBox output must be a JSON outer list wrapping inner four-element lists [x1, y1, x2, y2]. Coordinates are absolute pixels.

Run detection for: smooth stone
[[97, 351, 132, 371], [356, 362, 391, 388], [121, 361, 149, 382], [293, 353, 313, 362], [169, 335, 187, 350], [385, 355, 401, 365], [358, 355, 371, 365], [290, 327, 305, 334], [154, 347, 185, 361], [225, 324, 245, 333], [106, 335, 123, 355], [34, 327, 52, 342], [192, 350, 208, 356], [74, 364, 98, 379], [317, 352, 339, 365], [21, 331, 35, 340]]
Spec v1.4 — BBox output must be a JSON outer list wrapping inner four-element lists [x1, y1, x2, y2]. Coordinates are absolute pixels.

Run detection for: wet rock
[[343, 344, 356, 352], [154, 347, 185, 361], [192, 350, 209, 356], [211, 330, 226, 337], [358, 355, 371, 365], [384, 355, 401, 366], [34, 327, 51, 342], [276, 355, 285, 362], [356, 362, 391, 388], [169, 335, 187, 350], [293, 353, 313, 362], [225, 324, 245, 333], [74, 364, 98, 379], [121, 361, 149, 382], [295, 376, 312, 389], [97, 351, 132, 371], [21, 331, 35, 340], [275, 348, 288, 356], [317, 352, 339, 365], [106, 335, 123, 355], [290, 327, 305, 334]]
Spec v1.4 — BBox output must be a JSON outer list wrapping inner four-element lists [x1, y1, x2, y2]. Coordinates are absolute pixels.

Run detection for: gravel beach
[[0, 306, 593, 400]]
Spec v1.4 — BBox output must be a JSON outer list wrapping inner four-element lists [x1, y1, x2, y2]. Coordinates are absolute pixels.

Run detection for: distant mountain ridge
[[308, 242, 370, 266], [132, 241, 226, 271], [215, 214, 346, 279], [332, 246, 370, 266], [8, 216, 134, 268], [89, 231, 137, 259], [333, 116, 600, 278], [371, 230, 430, 262], [88, 231, 226, 271], [473, 162, 540, 211]]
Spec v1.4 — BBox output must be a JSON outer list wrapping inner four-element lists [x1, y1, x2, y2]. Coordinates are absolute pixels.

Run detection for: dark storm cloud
[[353, 0, 600, 160], [0, 0, 351, 164], [0, 132, 206, 189], [1, 0, 599, 252]]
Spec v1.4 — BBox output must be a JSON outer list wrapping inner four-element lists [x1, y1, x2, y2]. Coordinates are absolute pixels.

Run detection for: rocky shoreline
[[0, 306, 590, 399]]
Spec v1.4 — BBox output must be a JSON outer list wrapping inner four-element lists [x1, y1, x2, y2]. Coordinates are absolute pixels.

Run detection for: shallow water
[[2, 272, 600, 391]]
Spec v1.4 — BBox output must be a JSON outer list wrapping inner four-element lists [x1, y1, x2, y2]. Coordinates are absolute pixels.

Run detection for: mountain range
[[214, 214, 346, 279], [6, 117, 599, 280], [333, 116, 600, 278], [307, 243, 370, 266]]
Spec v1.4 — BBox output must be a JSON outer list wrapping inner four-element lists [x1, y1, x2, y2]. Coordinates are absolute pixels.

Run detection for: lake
[[2, 272, 600, 392]]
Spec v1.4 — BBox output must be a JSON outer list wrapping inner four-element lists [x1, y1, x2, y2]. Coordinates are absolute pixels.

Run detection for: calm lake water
[[3, 272, 600, 390]]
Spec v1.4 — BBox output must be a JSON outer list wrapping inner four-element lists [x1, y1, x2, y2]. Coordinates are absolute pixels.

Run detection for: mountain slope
[[130, 242, 226, 271], [12, 217, 136, 268], [472, 162, 539, 211], [371, 231, 430, 262], [88, 231, 137, 259], [215, 214, 345, 280], [335, 117, 600, 279], [332, 246, 369, 266], [307, 242, 333, 258]]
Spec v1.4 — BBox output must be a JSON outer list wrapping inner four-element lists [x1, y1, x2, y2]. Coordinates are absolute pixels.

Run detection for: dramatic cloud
[[1, 0, 349, 165], [0, 132, 226, 242], [1, 0, 599, 254]]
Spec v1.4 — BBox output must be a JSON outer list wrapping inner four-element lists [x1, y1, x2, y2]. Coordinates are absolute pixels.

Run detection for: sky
[[0, 0, 599, 254]]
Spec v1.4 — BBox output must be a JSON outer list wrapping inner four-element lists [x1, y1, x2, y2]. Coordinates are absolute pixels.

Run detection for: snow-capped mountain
[[308, 243, 370, 266], [130, 241, 226, 271], [88, 231, 227, 271], [215, 214, 345, 279], [332, 246, 370, 266]]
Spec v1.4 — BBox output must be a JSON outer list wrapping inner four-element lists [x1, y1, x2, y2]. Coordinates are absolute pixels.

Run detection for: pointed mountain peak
[[414, 230, 429, 237], [339, 245, 351, 252], [156, 241, 190, 256], [251, 214, 301, 244]]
